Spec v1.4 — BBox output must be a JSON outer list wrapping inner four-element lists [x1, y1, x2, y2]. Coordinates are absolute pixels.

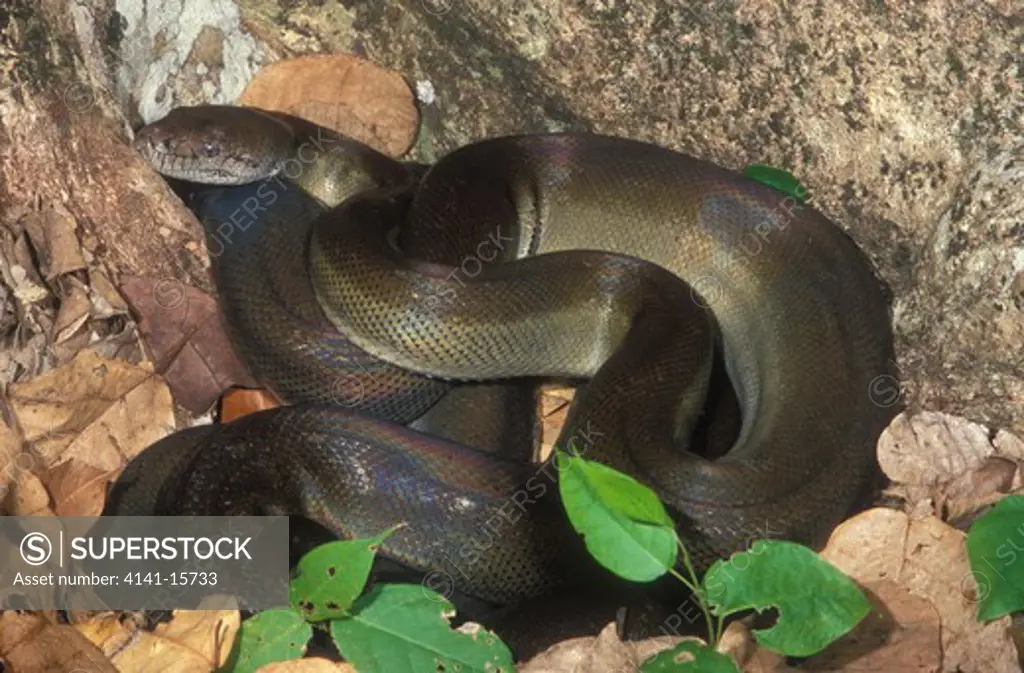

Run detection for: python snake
[[108, 105, 898, 608]]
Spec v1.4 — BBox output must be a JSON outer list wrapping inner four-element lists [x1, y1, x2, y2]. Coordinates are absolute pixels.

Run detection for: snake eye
[[199, 141, 219, 158]]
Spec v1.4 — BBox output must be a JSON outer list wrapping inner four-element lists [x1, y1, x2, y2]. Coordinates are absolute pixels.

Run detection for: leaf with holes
[[290, 526, 399, 622], [225, 609, 311, 672], [330, 584, 514, 672], [640, 640, 740, 672], [702, 540, 870, 657]]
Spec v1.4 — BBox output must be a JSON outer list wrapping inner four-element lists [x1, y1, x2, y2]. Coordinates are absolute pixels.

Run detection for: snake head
[[133, 105, 296, 186]]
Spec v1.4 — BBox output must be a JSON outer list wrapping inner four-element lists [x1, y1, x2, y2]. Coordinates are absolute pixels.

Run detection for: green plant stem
[[667, 566, 702, 597], [680, 540, 721, 644], [669, 539, 718, 646]]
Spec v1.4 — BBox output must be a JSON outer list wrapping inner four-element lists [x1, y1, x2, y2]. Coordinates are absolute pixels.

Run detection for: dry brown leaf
[[238, 53, 419, 157], [0, 417, 24, 504], [27, 200, 88, 280], [51, 277, 93, 344], [75, 611, 141, 659], [7, 349, 176, 473], [819, 507, 1017, 672], [878, 411, 1024, 522], [0, 331, 50, 386], [156, 602, 240, 667], [109, 630, 214, 672], [941, 458, 1019, 525], [52, 331, 96, 370], [89, 268, 131, 318], [120, 275, 256, 414], [256, 658, 357, 672], [57, 374, 175, 473], [540, 385, 575, 461], [802, 580, 941, 672], [7, 228, 49, 304], [0, 610, 118, 672], [993, 430, 1024, 459], [879, 412, 1024, 485], [518, 621, 701, 673], [47, 458, 113, 516], [220, 387, 282, 422], [87, 322, 145, 365], [154, 607, 241, 669], [10, 349, 150, 459], [541, 384, 576, 405], [540, 389, 573, 418], [109, 604, 239, 673], [6, 468, 55, 516], [519, 622, 642, 672]]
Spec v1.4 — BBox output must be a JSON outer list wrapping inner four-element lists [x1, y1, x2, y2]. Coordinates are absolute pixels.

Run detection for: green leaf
[[702, 540, 870, 657], [555, 449, 678, 582], [966, 495, 1024, 621], [743, 164, 809, 202], [225, 608, 312, 672], [290, 526, 398, 622], [330, 584, 514, 673], [640, 640, 740, 672]]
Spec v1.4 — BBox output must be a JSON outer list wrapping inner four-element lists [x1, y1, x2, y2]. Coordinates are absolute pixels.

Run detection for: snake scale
[[108, 104, 898, 608]]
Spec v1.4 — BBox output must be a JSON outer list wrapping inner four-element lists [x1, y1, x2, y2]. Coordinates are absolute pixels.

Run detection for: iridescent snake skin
[[108, 105, 898, 607]]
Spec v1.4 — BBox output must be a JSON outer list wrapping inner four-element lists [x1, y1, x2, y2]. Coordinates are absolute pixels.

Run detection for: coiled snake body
[[109, 105, 897, 606]]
